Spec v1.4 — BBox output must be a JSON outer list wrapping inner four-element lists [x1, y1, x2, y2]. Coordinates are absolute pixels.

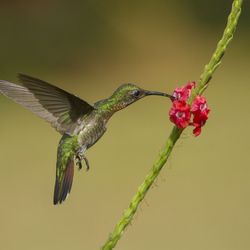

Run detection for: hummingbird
[[0, 74, 173, 204]]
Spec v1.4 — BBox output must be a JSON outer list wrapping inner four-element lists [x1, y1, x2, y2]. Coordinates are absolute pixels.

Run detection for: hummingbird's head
[[109, 83, 173, 111]]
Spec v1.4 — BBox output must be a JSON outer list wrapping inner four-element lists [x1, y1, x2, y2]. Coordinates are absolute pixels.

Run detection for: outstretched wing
[[0, 74, 95, 134]]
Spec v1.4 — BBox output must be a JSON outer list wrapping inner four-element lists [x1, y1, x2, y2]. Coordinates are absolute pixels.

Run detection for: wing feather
[[0, 74, 95, 134]]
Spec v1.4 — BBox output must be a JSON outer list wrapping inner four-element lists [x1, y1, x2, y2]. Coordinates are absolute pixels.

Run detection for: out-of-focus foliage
[[0, 1, 249, 250]]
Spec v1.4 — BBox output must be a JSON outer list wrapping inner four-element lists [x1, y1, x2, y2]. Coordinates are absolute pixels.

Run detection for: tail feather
[[53, 158, 74, 205], [53, 134, 78, 205]]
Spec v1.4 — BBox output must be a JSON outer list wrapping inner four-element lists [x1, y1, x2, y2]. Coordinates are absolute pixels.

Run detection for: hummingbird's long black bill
[[145, 90, 175, 100]]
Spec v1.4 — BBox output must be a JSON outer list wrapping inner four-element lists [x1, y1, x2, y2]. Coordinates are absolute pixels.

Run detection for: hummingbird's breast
[[76, 111, 107, 150]]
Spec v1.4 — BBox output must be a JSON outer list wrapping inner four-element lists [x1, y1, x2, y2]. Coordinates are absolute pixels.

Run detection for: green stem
[[101, 1, 242, 249], [192, 0, 242, 98]]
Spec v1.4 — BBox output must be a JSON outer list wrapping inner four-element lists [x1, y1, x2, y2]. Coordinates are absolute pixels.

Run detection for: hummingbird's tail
[[53, 134, 78, 205], [53, 158, 74, 205]]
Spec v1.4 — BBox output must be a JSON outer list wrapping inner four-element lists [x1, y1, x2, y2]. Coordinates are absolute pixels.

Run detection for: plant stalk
[[101, 1, 242, 249]]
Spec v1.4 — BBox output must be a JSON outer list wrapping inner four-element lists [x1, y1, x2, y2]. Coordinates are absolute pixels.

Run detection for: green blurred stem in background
[[101, 0, 243, 249]]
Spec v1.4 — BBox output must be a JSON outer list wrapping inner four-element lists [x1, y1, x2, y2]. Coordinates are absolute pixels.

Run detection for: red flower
[[169, 100, 191, 129], [169, 82, 210, 136], [172, 81, 196, 102], [191, 95, 210, 136], [193, 126, 202, 137]]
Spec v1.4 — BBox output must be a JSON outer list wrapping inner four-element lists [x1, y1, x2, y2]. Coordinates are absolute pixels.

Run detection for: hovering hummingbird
[[0, 74, 173, 204]]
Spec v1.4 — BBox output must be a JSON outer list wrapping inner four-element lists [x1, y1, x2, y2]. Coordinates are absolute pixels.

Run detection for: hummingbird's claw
[[75, 152, 90, 171], [83, 155, 90, 171], [76, 156, 83, 170]]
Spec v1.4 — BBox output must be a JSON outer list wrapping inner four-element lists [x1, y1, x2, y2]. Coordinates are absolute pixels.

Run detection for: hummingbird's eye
[[131, 89, 141, 97]]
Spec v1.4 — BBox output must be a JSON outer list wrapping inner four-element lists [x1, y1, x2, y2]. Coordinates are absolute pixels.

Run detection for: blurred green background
[[0, 1, 249, 250]]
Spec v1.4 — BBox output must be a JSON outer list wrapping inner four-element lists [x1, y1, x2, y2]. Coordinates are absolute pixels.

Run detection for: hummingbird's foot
[[82, 155, 90, 171], [75, 155, 83, 170], [75, 152, 90, 171]]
